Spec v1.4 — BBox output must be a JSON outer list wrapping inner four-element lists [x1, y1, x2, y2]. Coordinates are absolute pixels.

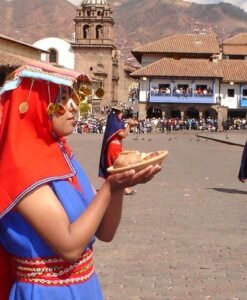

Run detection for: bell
[[95, 87, 104, 98], [79, 101, 90, 113], [79, 93, 86, 101], [80, 85, 91, 96]]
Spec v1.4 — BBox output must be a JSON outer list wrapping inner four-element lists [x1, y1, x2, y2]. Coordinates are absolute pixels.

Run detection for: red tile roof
[[219, 60, 247, 82], [0, 51, 30, 68], [223, 45, 247, 56], [131, 58, 223, 78], [223, 45, 247, 55], [222, 33, 247, 55], [223, 33, 247, 45], [132, 33, 220, 55]]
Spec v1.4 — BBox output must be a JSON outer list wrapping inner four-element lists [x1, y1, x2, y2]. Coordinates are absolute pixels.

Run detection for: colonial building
[[0, 34, 48, 76], [130, 33, 247, 126], [222, 33, 247, 60], [33, 0, 135, 115]]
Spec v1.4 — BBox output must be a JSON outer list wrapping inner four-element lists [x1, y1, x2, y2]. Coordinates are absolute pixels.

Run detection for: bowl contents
[[113, 151, 142, 168]]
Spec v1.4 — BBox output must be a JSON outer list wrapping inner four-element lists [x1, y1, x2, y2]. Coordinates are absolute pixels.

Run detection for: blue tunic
[[0, 157, 103, 300]]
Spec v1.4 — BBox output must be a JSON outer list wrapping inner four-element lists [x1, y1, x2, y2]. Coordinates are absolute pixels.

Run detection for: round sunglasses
[[47, 103, 66, 116]]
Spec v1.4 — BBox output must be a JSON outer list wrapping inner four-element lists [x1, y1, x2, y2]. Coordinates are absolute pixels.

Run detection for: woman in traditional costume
[[98, 107, 136, 195], [0, 62, 161, 299]]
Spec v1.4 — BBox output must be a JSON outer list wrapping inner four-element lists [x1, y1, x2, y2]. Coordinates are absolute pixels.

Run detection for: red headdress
[[0, 62, 91, 218]]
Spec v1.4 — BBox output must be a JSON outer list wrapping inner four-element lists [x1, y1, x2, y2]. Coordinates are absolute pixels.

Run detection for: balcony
[[149, 92, 215, 104]]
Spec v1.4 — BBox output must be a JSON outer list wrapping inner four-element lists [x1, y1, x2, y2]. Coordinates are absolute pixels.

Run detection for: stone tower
[[72, 0, 123, 110]]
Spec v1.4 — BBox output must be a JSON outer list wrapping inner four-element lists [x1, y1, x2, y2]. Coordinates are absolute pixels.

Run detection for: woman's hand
[[106, 164, 162, 192]]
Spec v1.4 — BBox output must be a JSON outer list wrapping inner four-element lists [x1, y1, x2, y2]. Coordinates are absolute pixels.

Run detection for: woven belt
[[12, 248, 94, 286]]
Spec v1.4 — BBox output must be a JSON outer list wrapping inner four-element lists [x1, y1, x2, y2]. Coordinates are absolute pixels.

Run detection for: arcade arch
[[147, 106, 162, 118], [185, 107, 199, 119], [170, 109, 181, 118], [204, 108, 218, 119]]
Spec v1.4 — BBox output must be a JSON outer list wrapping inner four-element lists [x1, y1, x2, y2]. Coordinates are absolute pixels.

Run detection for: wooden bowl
[[107, 150, 168, 174]]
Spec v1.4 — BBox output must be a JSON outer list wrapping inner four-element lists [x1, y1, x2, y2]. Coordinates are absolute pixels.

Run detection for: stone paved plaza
[[67, 131, 247, 300]]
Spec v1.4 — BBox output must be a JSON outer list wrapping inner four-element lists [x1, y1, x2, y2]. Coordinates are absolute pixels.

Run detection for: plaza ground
[[67, 130, 247, 300]]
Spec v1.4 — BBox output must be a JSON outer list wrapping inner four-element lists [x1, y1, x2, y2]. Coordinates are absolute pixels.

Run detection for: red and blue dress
[[98, 110, 125, 178], [0, 64, 103, 299]]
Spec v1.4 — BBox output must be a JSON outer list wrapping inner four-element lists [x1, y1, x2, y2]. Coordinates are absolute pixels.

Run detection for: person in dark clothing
[[238, 141, 247, 182], [0, 67, 7, 87]]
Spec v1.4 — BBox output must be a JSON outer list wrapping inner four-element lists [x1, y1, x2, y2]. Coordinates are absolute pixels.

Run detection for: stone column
[[181, 111, 184, 121], [217, 106, 228, 131], [138, 102, 147, 120]]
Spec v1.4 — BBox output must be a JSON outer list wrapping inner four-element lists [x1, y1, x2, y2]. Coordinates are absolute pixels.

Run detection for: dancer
[[98, 106, 137, 195], [0, 62, 161, 299]]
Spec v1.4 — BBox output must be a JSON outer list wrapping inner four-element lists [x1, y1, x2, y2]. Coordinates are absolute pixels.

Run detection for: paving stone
[[68, 131, 247, 299]]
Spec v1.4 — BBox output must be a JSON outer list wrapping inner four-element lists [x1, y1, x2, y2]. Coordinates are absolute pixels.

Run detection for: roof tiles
[[132, 34, 220, 54], [131, 58, 223, 78], [219, 60, 247, 82], [0, 51, 30, 68], [223, 33, 247, 45]]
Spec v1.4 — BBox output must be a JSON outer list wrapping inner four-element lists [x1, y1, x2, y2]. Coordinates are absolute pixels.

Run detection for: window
[[49, 48, 57, 64], [176, 84, 189, 95], [195, 84, 208, 95], [83, 25, 90, 39], [178, 84, 188, 90], [227, 89, 235, 97], [158, 84, 170, 94], [96, 25, 103, 39], [243, 89, 247, 97], [159, 84, 170, 90], [196, 84, 207, 91]]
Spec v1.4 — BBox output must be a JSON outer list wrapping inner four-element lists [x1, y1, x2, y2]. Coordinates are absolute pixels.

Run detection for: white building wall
[[214, 79, 220, 101], [221, 83, 240, 109], [33, 37, 75, 70], [139, 78, 149, 102]]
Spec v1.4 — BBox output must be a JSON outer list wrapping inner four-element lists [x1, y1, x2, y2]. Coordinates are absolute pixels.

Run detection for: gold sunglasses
[[47, 103, 66, 116]]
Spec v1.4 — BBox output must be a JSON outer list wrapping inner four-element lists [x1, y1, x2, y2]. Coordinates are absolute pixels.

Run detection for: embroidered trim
[[13, 248, 94, 286]]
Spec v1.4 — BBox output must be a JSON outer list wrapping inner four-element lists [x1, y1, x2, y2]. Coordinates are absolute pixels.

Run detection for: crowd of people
[[150, 86, 214, 97], [74, 116, 247, 135]]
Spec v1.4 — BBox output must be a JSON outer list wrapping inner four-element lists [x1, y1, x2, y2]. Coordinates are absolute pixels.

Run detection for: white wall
[[139, 78, 149, 102], [33, 37, 75, 70], [221, 83, 240, 109]]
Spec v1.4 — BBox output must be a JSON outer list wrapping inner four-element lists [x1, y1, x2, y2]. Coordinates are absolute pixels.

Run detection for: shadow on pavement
[[209, 187, 247, 195]]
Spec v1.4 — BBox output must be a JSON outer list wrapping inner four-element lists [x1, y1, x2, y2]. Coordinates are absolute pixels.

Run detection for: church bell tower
[[71, 0, 121, 109], [73, 0, 114, 46]]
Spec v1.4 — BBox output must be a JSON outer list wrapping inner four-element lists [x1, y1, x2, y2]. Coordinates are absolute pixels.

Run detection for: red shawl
[[0, 77, 76, 298]]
